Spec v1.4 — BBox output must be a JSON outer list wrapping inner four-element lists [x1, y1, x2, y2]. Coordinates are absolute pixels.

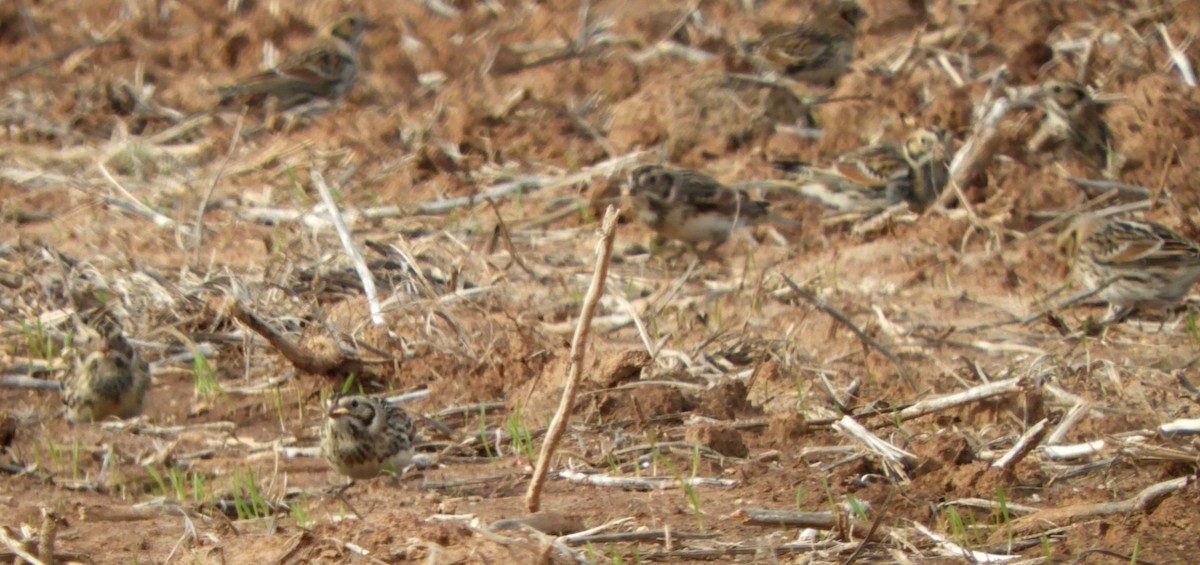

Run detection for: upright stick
[[526, 206, 619, 512]]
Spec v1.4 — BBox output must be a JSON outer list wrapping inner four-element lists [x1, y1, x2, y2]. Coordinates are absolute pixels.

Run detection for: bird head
[[325, 13, 371, 48]]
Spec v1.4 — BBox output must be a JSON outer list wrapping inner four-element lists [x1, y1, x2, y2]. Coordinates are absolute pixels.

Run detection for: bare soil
[[3, 0, 1200, 563]]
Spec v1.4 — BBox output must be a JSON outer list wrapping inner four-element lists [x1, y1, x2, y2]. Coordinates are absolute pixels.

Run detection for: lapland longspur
[[627, 165, 771, 252], [1027, 79, 1117, 176], [793, 127, 951, 212], [63, 330, 151, 424], [321, 395, 417, 480], [741, 0, 865, 84], [1057, 215, 1200, 322], [218, 13, 370, 111]]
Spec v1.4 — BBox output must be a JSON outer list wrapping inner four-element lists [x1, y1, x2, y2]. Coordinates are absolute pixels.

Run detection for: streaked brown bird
[[321, 395, 417, 480], [218, 13, 370, 111], [63, 330, 151, 424], [1027, 79, 1118, 177], [793, 127, 951, 212], [1057, 215, 1200, 322], [627, 164, 771, 252], [741, 0, 866, 84]]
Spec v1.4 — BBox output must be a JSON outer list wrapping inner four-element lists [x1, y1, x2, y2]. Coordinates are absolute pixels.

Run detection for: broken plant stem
[[991, 417, 1049, 473], [526, 206, 619, 512], [833, 416, 919, 481], [896, 376, 1026, 422]]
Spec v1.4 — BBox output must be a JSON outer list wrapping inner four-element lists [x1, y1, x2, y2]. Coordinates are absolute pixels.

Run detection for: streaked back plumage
[[1058, 215, 1200, 315], [628, 165, 769, 246]]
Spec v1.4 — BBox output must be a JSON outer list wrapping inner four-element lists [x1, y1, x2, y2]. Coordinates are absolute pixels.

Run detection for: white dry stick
[[1040, 440, 1104, 460], [1158, 24, 1197, 88], [832, 415, 919, 480], [526, 206, 619, 512], [897, 376, 1026, 422], [938, 498, 1041, 516], [911, 522, 1017, 563], [991, 418, 1049, 472], [311, 168, 384, 326], [558, 470, 737, 489], [1159, 418, 1200, 435], [0, 527, 45, 565], [1045, 401, 1090, 445], [561, 518, 636, 544], [96, 161, 177, 229], [0, 375, 63, 391]]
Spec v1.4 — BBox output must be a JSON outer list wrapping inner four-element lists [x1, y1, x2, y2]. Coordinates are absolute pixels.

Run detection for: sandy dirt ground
[[2, 0, 1200, 563]]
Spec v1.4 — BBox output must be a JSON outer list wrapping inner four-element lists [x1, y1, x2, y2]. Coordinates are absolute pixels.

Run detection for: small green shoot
[[846, 494, 867, 521], [231, 467, 271, 520], [145, 466, 168, 497], [479, 405, 494, 461], [1187, 309, 1200, 349], [506, 403, 536, 461], [192, 352, 222, 397], [290, 492, 312, 529], [340, 374, 362, 395], [286, 165, 308, 206], [943, 507, 969, 548], [71, 440, 81, 482], [654, 447, 703, 529]]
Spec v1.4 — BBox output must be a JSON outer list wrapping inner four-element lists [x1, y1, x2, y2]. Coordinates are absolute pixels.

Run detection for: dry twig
[[990, 475, 1192, 542], [781, 276, 914, 392], [526, 206, 619, 512]]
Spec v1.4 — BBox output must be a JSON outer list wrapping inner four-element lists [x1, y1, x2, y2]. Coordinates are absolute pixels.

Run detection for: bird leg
[[327, 480, 365, 519]]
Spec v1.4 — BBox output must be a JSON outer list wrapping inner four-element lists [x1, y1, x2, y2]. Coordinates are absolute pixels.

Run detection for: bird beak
[[329, 405, 349, 418]]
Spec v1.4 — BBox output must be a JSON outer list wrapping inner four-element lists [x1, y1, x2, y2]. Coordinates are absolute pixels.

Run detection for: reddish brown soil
[[3, 0, 1200, 563]]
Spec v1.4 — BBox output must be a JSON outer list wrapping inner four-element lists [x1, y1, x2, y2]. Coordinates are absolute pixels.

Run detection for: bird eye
[[350, 400, 359, 408]]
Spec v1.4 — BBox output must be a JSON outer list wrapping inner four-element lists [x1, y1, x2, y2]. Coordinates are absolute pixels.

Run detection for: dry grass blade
[[311, 168, 384, 326]]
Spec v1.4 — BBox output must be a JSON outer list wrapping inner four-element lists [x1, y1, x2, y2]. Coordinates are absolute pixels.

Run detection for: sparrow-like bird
[[792, 127, 951, 212], [63, 330, 151, 424], [1027, 79, 1117, 176], [217, 13, 370, 111], [741, 0, 866, 84], [1057, 215, 1200, 322], [627, 164, 771, 252], [321, 395, 417, 480]]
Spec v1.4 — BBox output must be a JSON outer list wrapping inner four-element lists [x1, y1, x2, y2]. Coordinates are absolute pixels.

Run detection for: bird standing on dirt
[[741, 0, 866, 84], [1027, 79, 1118, 177], [63, 330, 151, 423], [792, 127, 951, 213], [1057, 215, 1200, 323], [217, 13, 370, 112], [321, 395, 417, 480], [627, 164, 772, 254]]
